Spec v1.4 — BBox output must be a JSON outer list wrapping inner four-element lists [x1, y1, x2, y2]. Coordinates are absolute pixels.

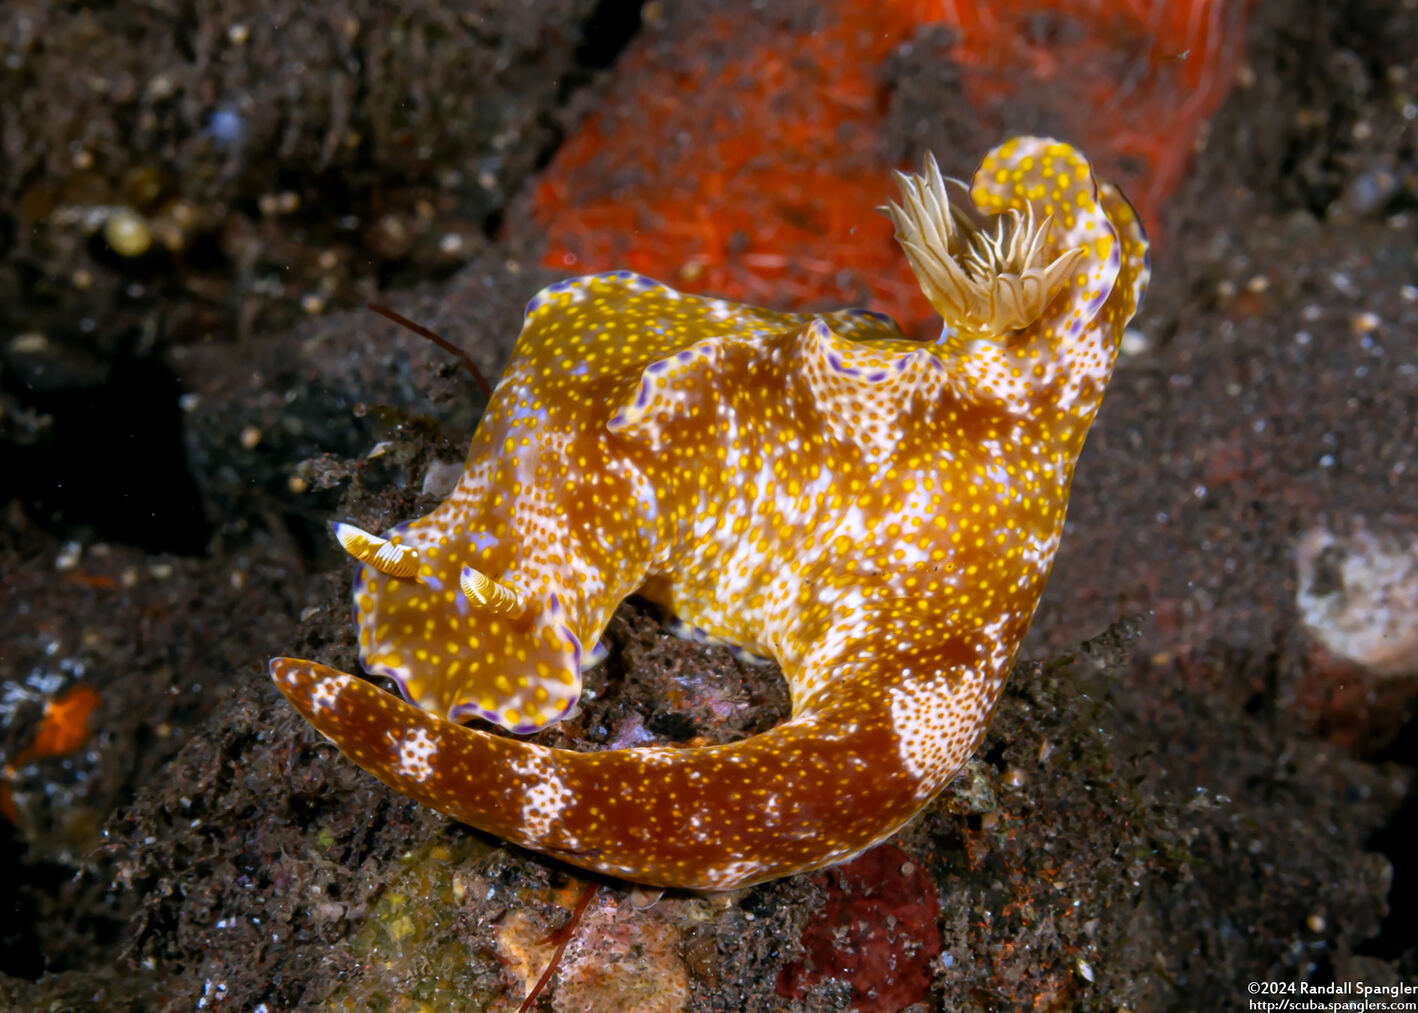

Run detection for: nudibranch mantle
[[272, 137, 1148, 890]]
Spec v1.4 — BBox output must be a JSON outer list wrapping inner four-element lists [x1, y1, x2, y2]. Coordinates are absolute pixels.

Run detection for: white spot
[[520, 772, 571, 839], [311, 676, 343, 712], [395, 726, 438, 782], [889, 674, 979, 788]]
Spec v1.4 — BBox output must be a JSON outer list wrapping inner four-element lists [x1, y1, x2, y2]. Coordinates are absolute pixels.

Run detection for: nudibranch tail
[[274, 136, 1149, 891], [273, 654, 956, 890]]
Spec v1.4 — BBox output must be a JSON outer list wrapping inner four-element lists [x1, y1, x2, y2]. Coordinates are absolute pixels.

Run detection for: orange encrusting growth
[[941, 0, 1247, 225], [531, 4, 937, 326], [1, 684, 101, 824], [272, 137, 1149, 889], [531, 0, 1233, 333]]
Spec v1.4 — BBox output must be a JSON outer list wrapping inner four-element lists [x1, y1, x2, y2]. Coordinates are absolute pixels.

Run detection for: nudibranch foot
[[273, 136, 1149, 890]]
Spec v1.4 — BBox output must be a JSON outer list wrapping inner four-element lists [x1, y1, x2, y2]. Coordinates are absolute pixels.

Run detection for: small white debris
[[421, 457, 464, 499], [1350, 310, 1382, 335], [55, 541, 83, 571], [1297, 520, 1418, 676], [10, 332, 48, 354]]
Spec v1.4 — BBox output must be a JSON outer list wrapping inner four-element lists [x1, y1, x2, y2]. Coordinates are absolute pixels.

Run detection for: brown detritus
[[0, 0, 600, 361]]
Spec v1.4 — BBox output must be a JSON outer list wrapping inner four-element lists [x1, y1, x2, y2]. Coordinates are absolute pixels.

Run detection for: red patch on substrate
[[531, 0, 1246, 333], [776, 844, 942, 1011]]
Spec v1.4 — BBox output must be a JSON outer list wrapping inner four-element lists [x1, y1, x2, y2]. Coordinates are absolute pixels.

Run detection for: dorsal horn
[[459, 565, 525, 617], [332, 522, 420, 579]]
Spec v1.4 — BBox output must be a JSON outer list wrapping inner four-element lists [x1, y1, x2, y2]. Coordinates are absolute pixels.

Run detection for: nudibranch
[[272, 137, 1149, 890]]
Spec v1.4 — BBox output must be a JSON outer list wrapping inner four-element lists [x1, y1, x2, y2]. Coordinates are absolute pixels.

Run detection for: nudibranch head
[[337, 521, 584, 733]]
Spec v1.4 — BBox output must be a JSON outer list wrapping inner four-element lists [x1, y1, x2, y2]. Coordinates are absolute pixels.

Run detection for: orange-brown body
[[272, 137, 1149, 889]]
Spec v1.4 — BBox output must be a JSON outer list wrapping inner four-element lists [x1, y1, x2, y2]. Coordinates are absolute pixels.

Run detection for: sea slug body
[[271, 137, 1149, 890]]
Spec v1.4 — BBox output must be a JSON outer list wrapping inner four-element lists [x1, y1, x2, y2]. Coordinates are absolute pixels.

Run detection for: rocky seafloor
[[2, 1, 1417, 1010]]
